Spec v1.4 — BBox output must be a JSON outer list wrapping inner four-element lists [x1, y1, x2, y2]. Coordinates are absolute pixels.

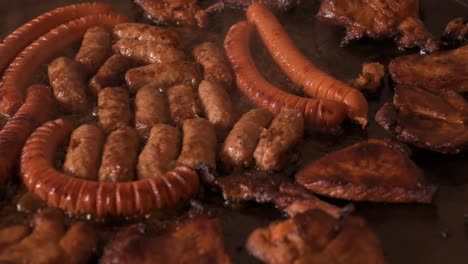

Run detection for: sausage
[[137, 124, 181, 179], [99, 127, 140, 182], [48, 57, 88, 113], [113, 23, 180, 47], [254, 108, 304, 171], [192, 42, 234, 87], [167, 84, 201, 128], [98, 87, 132, 134], [0, 14, 129, 117], [75, 26, 112, 75], [198, 80, 234, 134], [0, 85, 55, 185], [224, 21, 347, 131], [113, 38, 185, 65], [88, 54, 133, 96], [20, 118, 200, 218], [135, 85, 170, 138], [125, 61, 201, 93], [246, 3, 368, 126], [63, 125, 104, 180], [220, 108, 273, 168], [178, 118, 217, 170]]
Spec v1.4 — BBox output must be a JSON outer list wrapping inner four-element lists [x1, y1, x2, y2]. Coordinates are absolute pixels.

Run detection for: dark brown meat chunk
[[247, 209, 385, 264], [89, 54, 133, 96], [198, 80, 234, 135], [348, 62, 385, 93], [75, 26, 112, 75], [97, 87, 132, 134], [192, 42, 234, 88], [317, 0, 439, 53], [296, 138, 436, 203], [0, 208, 97, 264], [113, 38, 185, 65], [223, 0, 300, 11], [389, 45, 468, 92], [113, 22, 180, 47], [100, 216, 231, 264], [442, 17, 467, 45], [167, 84, 200, 127], [376, 85, 468, 154], [135, 85, 170, 138]]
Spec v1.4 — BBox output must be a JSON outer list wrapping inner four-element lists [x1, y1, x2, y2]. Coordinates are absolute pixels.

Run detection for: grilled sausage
[[63, 125, 104, 180], [125, 61, 201, 92], [75, 26, 112, 75], [198, 80, 234, 134], [48, 57, 88, 113], [193, 42, 233, 87], [113, 23, 180, 46], [113, 38, 185, 65], [135, 85, 170, 138], [254, 108, 304, 171], [99, 127, 140, 182], [97, 87, 132, 134], [220, 108, 273, 168], [168, 84, 200, 128], [137, 124, 181, 179], [88, 54, 133, 96], [178, 118, 217, 170]]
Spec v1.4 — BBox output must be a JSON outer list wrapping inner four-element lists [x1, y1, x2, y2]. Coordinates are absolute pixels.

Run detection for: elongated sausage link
[[168, 84, 201, 128], [0, 14, 129, 117], [99, 127, 140, 182], [0, 85, 55, 185], [137, 124, 181, 179], [135, 85, 170, 138], [48, 57, 88, 113], [198, 80, 234, 134], [221, 108, 273, 168], [98, 87, 132, 134], [63, 125, 104, 181], [75, 26, 112, 75], [224, 21, 347, 130], [113, 38, 185, 65], [88, 54, 133, 96], [113, 22, 180, 47], [246, 3, 368, 126], [193, 42, 234, 87]]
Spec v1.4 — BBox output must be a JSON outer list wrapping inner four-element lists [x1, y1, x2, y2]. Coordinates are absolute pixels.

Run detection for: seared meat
[[113, 23, 180, 47], [376, 85, 468, 154], [442, 17, 467, 45], [113, 38, 185, 65], [223, 0, 300, 11], [389, 45, 468, 92], [135, 85, 170, 138], [0, 208, 97, 264], [348, 62, 385, 93], [193, 42, 234, 88], [317, 0, 439, 53], [89, 54, 133, 96], [97, 87, 132, 134], [167, 84, 201, 127], [100, 216, 231, 264], [247, 209, 385, 264], [198, 80, 234, 136], [296, 139, 437, 203], [75, 26, 112, 75]]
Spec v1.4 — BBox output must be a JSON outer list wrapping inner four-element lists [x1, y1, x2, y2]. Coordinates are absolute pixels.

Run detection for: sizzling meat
[[389, 45, 468, 92], [317, 0, 439, 53], [296, 138, 437, 203], [100, 216, 231, 264], [223, 0, 300, 11], [348, 62, 385, 93], [247, 209, 385, 264], [442, 17, 467, 45]]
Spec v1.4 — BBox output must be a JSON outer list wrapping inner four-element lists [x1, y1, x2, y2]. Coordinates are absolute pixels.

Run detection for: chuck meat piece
[[442, 17, 467, 45], [296, 138, 437, 203], [192, 42, 234, 88], [348, 62, 385, 93], [0, 208, 97, 264], [100, 216, 231, 264], [113, 38, 185, 65], [113, 23, 180, 46], [223, 0, 300, 11], [247, 209, 385, 264]]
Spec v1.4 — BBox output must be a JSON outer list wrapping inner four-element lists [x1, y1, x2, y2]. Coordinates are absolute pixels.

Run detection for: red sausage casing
[[167, 84, 200, 128], [97, 87, 132, 134], [135, 85, 170, 138], [198, 80, 234, 135], [89, 54, 133, 96], [75, 26, 112, 75]]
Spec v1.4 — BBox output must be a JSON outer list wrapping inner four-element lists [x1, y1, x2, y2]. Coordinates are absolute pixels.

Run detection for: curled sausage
[[75, 26, 112, 75], [99, 127, 140, 182], [137, 124, 181, 179], [254, 108, 304, 171], [168, 84, 201, 128], [246, 3, 368, 126], [0, 85, 55, 185], [193, 42, 234, 88], [98, 87, 132, 134], [63, 125, 104, 181], [224, 21, 347, 131], [198, 80, 234, 134], [135, 85, 170, 138], [113, 22, 180, 47], [0, 3, 114, 75], [178, 118, 217, 170], [0, 14, 129, 117], [20, 119, 199, 218], [113, 38, 185, 65], [125, 61, 201, 92], [88, 54, 133, 96], [220, 108, 273, 169], [48, 57, 88, 113]]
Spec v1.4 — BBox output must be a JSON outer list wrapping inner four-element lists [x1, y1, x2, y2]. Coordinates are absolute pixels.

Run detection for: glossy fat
[[137, 124, 181, 179], [168, 84, 200, 127], [89, 54, 133, 96], [48, 57, 87, 113], [198, 80, 234, 134], [135, 85, 170, 138], [193, 42, 233, 87], [113, 38, 185, 65], [75, 26, 112, 75], [63, 124, 104, 180], [113, 22, 180, 46], [97, 87, 132, 134], [99, 127, 140, 182]]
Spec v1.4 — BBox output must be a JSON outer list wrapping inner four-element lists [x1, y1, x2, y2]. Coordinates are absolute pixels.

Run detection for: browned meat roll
[[97, 86, 132, 134], [113, 38, 185, 65], [135, 85, 170, 138], [113, 22, 180, 46], [75, 26, 112, 75], [167, 84, 200, 128], [193, 42, 233, 88], [198, 80, 234, 135], [89, 54, 133, 96]]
